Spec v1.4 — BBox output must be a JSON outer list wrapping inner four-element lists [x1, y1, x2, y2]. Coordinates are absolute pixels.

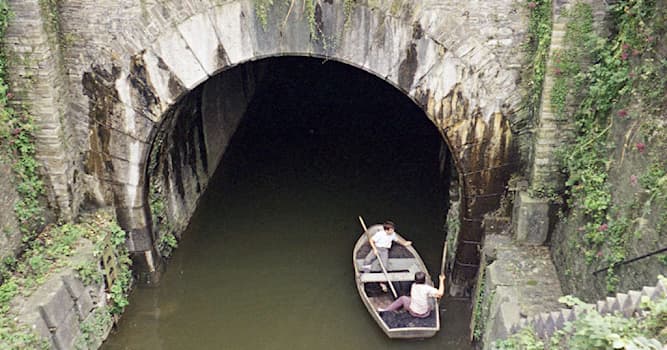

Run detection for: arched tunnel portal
[[80, 0, 522, 290], [145, 55, 457, 277]]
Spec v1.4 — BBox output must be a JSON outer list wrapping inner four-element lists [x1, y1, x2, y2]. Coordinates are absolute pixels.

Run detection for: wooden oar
[[438, 241, 448, 302], [358, 216, 398, 299], [440, 241, 448, 277]]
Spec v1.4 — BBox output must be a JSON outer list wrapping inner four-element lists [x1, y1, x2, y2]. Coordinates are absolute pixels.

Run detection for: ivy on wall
[[522, 0, 553, 125], [0, 0, 45, 242], [553, 0, 667, 293], [254, 0, 356, 44]]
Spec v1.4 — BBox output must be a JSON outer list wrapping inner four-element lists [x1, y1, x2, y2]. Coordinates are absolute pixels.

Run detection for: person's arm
[[434, 274, 446, 298], [395, 235, 412, 247], [369, 231, 378, 250]]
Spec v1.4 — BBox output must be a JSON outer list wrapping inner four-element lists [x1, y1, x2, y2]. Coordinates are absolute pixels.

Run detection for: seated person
[[378, 272, 445, 318]]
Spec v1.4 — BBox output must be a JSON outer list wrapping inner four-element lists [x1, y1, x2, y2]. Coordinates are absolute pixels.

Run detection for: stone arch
[[83, 0, 522, 285]]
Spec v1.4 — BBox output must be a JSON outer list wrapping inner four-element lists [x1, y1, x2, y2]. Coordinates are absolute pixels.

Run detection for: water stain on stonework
[[216, 44, 231, 69], [398, 43, 418, 90], [155, 55, 187, 101], [412, 21, 424, 40], [129, 54, 161, 117], [82, 66, 122, 178]]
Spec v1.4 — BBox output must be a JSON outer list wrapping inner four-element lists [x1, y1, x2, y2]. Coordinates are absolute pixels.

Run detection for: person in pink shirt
[[378, 272, 445, 318]]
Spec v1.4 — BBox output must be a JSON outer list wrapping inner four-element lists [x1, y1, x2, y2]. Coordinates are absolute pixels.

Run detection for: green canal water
[[101, 58, 472, 350]]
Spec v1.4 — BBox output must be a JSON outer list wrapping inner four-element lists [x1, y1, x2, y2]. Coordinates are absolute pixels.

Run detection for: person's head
[[414, 271, 426, 284], [383, 221, 395, 233]]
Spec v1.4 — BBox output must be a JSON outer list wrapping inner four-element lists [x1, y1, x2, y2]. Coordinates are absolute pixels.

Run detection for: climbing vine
[[554, 0, 667, 293], [521, 0, 552, 124], [254, 0, 356, 43], [148, 135, 179, 259], [0, 0, 45, 241], [107, 222, 132, 315]]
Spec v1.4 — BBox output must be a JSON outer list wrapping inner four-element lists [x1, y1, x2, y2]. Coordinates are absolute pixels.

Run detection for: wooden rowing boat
[[353, 224, 440, 339]]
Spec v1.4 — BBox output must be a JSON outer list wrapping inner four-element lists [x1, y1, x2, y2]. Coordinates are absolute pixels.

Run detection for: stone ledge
[[12, 240, 111, 350], [480, 234, 563, 349]]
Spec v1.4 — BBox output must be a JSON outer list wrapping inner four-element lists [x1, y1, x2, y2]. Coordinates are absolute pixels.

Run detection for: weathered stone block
[[178, 13, 223, 75], [150, 30, 208, 89], [512, 191, 550, 244], [16, 308, 54, 348], [486, 261, 513, 289], [210, 1, 256, 66], [483, 285, 521, 350], [39, 278, 76, 327], [51, 308, 81, 350], [62, 273, 95, 320]]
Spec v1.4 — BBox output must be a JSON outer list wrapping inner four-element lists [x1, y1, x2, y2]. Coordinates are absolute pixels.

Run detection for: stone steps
[[528, 0, 575, 191], [509, 277, 667, 339]]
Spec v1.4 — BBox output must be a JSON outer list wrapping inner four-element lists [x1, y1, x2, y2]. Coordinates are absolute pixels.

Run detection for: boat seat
[[356, 258, 419, 272], [360, 271, 417, 283], [358, 261, 422, 283]]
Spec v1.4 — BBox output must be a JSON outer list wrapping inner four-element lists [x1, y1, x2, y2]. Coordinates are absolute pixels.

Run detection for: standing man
[[361, 220, 412, 273]]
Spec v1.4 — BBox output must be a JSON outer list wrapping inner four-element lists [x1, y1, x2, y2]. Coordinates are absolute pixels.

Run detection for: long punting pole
[[359, 216, 398, 299]]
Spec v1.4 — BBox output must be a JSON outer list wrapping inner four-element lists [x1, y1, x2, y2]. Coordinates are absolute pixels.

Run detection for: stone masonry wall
[[148, 62, 265, 249], [9, 0, 525, 219], [4, 0, 533, 285], [5, 0, 75, 220]]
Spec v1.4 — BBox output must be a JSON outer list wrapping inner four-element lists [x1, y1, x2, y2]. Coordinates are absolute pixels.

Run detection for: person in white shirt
[[360, 221, 412, 292], [360, 221, 412, 273], [378, 272, 445, 318]]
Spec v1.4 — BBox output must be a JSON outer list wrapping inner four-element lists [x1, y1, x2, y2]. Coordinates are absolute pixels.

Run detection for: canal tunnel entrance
[[112, 57, 470, 349]]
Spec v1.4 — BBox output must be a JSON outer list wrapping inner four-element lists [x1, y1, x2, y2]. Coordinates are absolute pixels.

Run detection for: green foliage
[[0, 279, 18, 307], [150, 176, 178, 258], [0, 223, 89, 348], [0, 95, 45, 241], [0, 316, 49, 350], [522, 0, 552, 122], [642, 288, 667, 344], [75, 261, 102, 285], [496, 291, 667, 349], [75, 306, 112, 350], [0, 0, 45, 242], [254, 0, 274, 29], [472, 269, 490, 342], [555, 0, 666, 293], [109, 222, 126, 248], [253, 0, 357, 45], [107, 223, 132, 315], [304, 0, 317, 39], [493, 327, 544, 350], [550, 293, 666, 350], [640, 164, 667, 203], [0, 213, 131, 348], [343, 0, 355, 28], [550, 3, 595, 119], [157, 232, 178, 258], [528, 184, 562, 203]]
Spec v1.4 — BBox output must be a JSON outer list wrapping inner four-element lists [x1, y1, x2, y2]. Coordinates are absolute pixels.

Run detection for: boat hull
[[353, 224, 440, 339]]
